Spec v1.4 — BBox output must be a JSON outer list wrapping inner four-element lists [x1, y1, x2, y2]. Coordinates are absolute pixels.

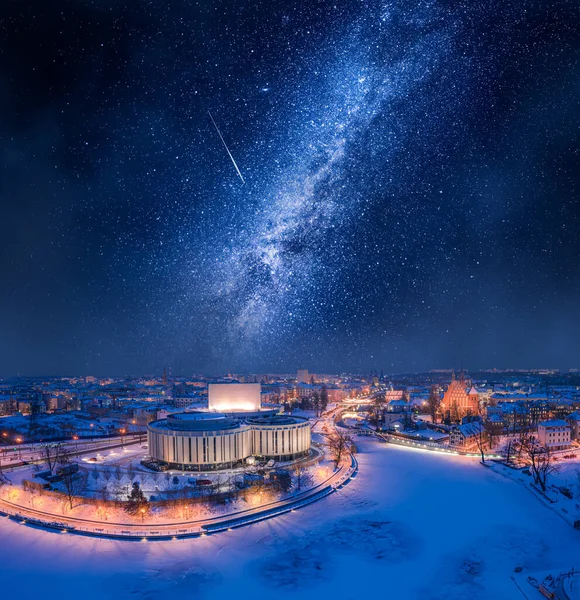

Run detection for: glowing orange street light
[[15, 437, 23, 459]]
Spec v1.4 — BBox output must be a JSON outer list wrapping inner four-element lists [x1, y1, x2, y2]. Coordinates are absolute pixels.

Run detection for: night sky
[[1, 0, 579, 376]]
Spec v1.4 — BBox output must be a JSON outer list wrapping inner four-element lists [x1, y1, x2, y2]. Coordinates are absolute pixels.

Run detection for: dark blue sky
[[1, 0, 579, 376]]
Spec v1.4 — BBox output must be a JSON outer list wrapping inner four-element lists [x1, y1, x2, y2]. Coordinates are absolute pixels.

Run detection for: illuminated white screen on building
[[208, 383, 261, 412]]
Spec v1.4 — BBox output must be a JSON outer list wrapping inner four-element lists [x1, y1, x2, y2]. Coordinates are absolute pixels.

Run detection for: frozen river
[[1, 438, 578, 599]]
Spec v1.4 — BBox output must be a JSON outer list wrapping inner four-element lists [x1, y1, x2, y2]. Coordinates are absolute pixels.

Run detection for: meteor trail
[[208, 111, 245, 184]]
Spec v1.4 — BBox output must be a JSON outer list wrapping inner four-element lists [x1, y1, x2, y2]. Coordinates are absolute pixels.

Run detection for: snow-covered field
[[2, 437, 579, 600]]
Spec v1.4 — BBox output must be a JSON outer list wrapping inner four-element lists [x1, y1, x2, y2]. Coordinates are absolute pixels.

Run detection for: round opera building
[[147, 411, 311, 471]]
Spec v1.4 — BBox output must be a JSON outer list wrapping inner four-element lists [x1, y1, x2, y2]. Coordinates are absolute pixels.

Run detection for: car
[[88, 457, 98, 462]]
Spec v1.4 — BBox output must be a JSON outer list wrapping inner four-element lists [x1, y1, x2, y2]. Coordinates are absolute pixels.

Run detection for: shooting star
[[208, 110, 245, 184]]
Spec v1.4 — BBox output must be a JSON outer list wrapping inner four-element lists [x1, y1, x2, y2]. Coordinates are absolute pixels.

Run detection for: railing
[[366, 430, 502, 459]]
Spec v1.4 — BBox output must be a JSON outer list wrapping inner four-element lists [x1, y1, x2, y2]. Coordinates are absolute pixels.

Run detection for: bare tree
[[369, 393, 386, 427], [484, 420, 502, 449], [328, 430, 352, 468], [42, 443, 63, 474], [311, 392, 321, 418], [525, 437, 557, 493], [450, 401, 460, 424], [98, 484, 110, 503], [319, 385, 329, 415], [293, 462, 313, 491], [516, 429, 533, 462], [57, 451, 84, 510], [270, 469, 292, 495], [427, 385, 440, 424], [402, 410, 415, 432], [504, 439, 514, 465], [474, 423, 490, 463], [173, 486, 197, 519]]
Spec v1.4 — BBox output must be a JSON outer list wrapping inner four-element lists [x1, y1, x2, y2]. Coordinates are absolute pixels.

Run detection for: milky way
[[1, 0, 579, 374]]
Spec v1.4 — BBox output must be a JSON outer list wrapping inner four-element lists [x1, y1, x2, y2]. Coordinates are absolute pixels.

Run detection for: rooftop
[[538, 419, 569, 428]]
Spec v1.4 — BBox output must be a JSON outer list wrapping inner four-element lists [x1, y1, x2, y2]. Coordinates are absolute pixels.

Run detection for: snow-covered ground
[[490, 453, 580, 527], [2, 437, 579, 600]]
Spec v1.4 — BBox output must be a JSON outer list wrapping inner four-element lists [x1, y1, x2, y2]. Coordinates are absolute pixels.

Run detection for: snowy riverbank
[[1, 437, 578, 599]]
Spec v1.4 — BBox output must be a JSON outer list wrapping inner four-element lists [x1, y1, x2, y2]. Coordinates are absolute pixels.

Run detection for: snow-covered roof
[[456, 421, 484, 437], [538, 419, 569, 428], [566, 411, 580, 421]]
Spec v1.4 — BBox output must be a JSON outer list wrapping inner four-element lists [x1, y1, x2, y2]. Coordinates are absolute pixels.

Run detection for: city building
[[441, 373, 479, 418], [449, 421, 485, 452], [208, 383, 261, 412], [537, 420, 572, 450], [147, 411, 311, 470], [566, 411, 580, 440]]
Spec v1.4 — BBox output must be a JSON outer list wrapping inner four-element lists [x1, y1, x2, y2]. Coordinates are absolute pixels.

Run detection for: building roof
[[456, 421, 484, 437], [538, 419, 569, 428], [566, 411, 580, 421]]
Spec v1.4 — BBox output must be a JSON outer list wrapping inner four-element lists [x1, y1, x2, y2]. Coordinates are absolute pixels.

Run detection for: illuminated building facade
[[441, 373, 479, 418], [208, 383, 261, 412], [148, 411, 310, 470]]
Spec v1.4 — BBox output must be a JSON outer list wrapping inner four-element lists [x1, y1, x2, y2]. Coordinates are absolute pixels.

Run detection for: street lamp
[[15, 437, 22, 460]]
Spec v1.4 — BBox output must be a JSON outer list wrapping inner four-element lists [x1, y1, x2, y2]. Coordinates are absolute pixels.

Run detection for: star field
[[1, 0, 579, 375]]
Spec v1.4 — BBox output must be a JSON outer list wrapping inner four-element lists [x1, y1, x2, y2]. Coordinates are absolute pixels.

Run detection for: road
[[0, 435, 145, 472]]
